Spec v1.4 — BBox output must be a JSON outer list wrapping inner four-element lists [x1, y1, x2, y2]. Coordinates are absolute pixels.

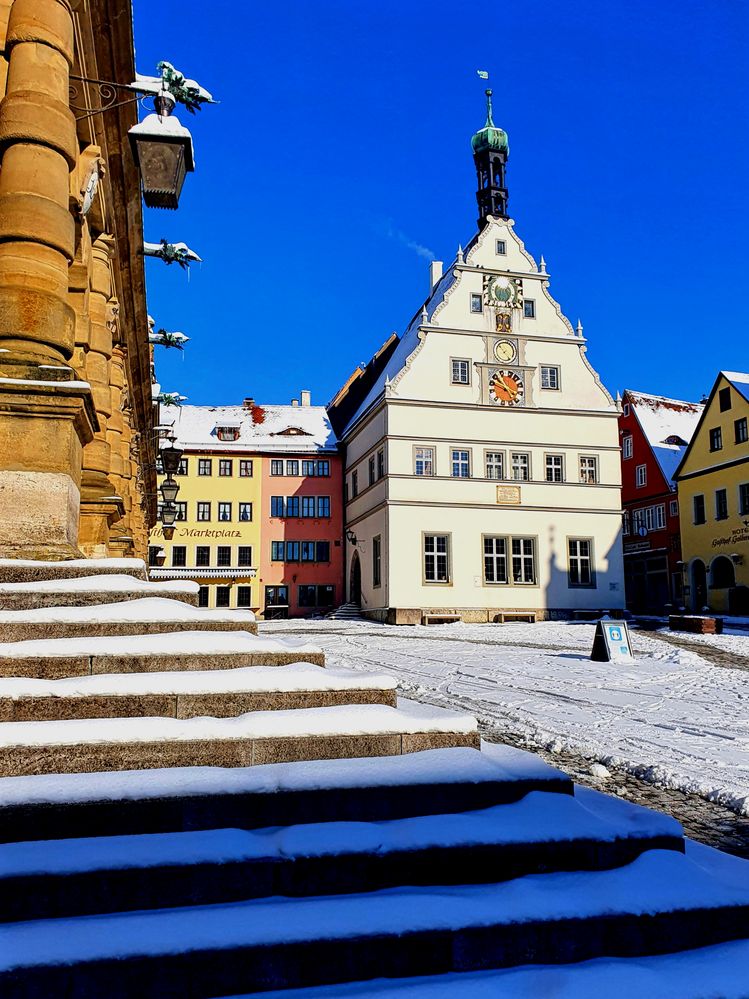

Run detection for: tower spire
[[471, 80, 509, 230]]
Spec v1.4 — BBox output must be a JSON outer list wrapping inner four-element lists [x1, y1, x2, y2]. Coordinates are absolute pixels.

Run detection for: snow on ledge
[[0, 598, 256, 624], [0, 558, 146, 572], [0, 574, 198, 594]]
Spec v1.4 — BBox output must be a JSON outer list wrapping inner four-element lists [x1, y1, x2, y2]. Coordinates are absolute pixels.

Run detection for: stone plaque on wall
[[496, 485, 521, 505]]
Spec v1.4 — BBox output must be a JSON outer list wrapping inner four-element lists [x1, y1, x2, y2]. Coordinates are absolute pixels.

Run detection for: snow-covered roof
[[165, 403, 338, 454], [626, 390, 704, 484], [723, 371, 749, 404]]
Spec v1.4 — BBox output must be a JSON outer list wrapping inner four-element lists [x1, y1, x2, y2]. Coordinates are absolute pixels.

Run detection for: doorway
[[349, 550, 361, 605], [690, 560, 707, 612], [264, 585, 289, 620]]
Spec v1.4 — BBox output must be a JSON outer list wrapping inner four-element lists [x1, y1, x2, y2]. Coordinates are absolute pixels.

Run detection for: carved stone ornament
[[72, 146, 106, 217], [483, 274, 523, 310]]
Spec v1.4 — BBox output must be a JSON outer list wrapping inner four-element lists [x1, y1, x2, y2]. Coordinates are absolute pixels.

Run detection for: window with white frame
[[451, 359, 471, 384], [197, 501, 210, 521], [451, 449, 470, 478], [351, 470, 358, 497], [239, 502, 252, 522], [286, 459, 299, 476], [622, 436, 633, 459], [568, 538, 594, 587], [495, 239, 506, 255], [317, 496, 331, 517], [545, 454, 564, 482], [511, 452, 530, 481], [373, 535, 382, 587], [218, 459, 232, 477], [636, 464, 647, 487], [174, 501, 187, 521], [270, 496, 284, 517], [540, 366, 559, 390], [622, 510, 630, 535], [377, 449, 385, 479], [632, 504, 666, 533], [239, 459, 253, 477], [485, 451, 504, 480], [739, 483, 749, 516], [198, 458, 212, 476], [511, 538, 536, 584], [218, 502, 232, 522], [670, 499, 678, 517], [286, 496, 300, 518], [424, 534, 450, 582], [579, 455, 598, 484], [470, 294, 483, 314], [414, 447, 434, 476], [368, 455, 375, 486], [270, 459, 284, 476], [301, 495, 316, 518], [622, 403, 630, 416], [483, 536, 508, 583]]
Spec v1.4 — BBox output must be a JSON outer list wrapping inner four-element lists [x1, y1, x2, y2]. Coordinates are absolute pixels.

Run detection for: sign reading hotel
[[711, 525, 749, 550], [496, 485, 521, 505]]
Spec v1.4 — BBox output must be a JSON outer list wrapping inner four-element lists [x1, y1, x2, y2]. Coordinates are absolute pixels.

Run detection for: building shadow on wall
[[543, 527, 625, 620]]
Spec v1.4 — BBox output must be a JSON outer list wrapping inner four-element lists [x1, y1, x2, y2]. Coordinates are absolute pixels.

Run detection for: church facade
[[332, 91, 625, 623]]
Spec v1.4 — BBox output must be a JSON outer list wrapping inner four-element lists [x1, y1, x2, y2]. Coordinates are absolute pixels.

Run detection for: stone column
[[0, 0, 96, 558]]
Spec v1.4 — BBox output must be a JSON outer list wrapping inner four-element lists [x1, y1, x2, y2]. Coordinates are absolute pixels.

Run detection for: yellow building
[[674, 371, 749, 614]]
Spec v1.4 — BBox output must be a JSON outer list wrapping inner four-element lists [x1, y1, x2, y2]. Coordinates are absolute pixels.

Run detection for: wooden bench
[[494, 611, 537, 624], [422, 614, 461, 626]]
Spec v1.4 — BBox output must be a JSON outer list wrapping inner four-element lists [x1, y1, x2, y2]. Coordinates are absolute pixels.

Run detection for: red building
[[619, 390, 703, 614]]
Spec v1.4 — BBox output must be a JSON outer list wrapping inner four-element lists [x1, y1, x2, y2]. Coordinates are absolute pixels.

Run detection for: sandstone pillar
[[0, 0, 96, 558]]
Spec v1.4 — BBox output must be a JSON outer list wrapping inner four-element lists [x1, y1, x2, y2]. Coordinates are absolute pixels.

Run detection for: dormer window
[[215, 420, 241, 442], [664, 434, 687, 447]]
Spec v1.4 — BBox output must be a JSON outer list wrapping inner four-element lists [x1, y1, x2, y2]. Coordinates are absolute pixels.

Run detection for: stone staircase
[[326, 602, 364, 621]]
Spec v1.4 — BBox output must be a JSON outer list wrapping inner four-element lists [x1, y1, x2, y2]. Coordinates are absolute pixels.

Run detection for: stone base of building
[[361, 607, 625, 625], [0, 470, 83, 560]]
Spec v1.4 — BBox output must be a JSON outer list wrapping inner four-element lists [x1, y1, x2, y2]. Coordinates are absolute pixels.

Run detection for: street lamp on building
[[345, 528, 357, 546], [128, 90, 195, 209], [159, 438, 183, 476], [161, 503, 178, 527], [160, 477, 179, 504]]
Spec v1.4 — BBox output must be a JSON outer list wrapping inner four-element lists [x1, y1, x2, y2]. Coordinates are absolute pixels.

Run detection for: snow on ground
[[260, 619, 749, 815]]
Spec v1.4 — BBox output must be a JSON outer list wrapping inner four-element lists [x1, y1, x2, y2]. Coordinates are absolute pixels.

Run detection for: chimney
[[300, 389, 311, 407], [291, 398, 299, 407], [242, 397, 254, 409], [429, 260, 443, 291]]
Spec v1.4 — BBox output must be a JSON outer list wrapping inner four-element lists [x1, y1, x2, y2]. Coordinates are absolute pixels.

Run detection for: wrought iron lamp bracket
[[69, 74, 154, 122]]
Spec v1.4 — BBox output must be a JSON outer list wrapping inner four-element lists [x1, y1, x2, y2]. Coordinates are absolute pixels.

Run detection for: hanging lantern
[[160, 477, 179, 504], [128, 92, 195, 209]]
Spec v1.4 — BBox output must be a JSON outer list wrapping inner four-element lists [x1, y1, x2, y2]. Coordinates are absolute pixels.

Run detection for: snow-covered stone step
[[0, 557, 148, 584], [0, 630, 324, 680], [0, 663, 396, 722], [0, 598, 258, 642], [214, 939, 749, 999], [0, 787, 683, 923], [1, 843, 748, 997], [0, 745, 571, 843], [0, 574, 199, 610], [0, 700, 479, 777]]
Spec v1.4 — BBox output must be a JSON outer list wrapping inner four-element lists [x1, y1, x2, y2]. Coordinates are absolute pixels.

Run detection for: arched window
[[710, 555, 736, 589]]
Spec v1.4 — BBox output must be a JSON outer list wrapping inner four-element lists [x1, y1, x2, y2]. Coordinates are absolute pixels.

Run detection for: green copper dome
[[471, 90, 509, 155]]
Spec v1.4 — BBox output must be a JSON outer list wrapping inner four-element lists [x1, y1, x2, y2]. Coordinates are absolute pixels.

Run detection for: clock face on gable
[[494, 338, 517, 363], [485, 275, 522, 310], [489, 369, 525, 406]]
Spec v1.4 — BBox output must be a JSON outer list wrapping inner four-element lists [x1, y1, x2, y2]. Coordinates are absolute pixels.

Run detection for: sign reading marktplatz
[[591, 618, 634, 663]]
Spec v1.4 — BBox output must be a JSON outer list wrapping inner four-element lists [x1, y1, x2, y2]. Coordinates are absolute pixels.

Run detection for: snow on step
[[0, 597, 257, 641], [0, 574, 199, 610], [0, 788, 684, 921], [1, 843, 748, 996], [218, 940, 749, 999], [0, 629, 324, 679], [0, 663, 397, 722], [0, 745, 572, 842], [0, 557, 148, 583], [0, 700, 479, 776]]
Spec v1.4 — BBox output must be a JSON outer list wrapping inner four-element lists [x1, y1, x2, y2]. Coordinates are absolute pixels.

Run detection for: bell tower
[[471, 89, 509, 229]]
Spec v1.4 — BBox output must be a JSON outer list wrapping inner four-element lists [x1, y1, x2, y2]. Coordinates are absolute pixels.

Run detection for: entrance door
[[265, 585, 289, 620], [349, 551, 361, 605], [690, 560, 707, 612]]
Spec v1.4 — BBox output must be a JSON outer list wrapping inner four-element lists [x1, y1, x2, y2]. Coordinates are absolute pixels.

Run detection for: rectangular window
[[368, 455, 375, 486], [414, 447, 434, 476], [196, 545, 210, 567], [633, 505, 666, 533], [719, 386, 732, 411], [470, 294, 483, 314], [483, 536, 508, 584], [171, 545, 186, 568], [709, 427, 723, 451], [298, 584, 317, 608], [451, 359, 470, 384], [735, 417, 748, 444], [670, 499, 679, 517], [511, 452, 530, 481], [301, 541, 316, 562], [285, 496, 300, 518], [622, 511, 630, 536], [579, 456, 598, 484], [622, 436, 633, 459], [568, 538, 594, 587], [239, 502, 252, 522], [285, 541, 300, 562], [523, 299, 535, 319], [237, 586, 252, 608], [198, 586, 209, 608], [622, 403, 630, 417], [317, 460, 330, 477], [739, 483, 749, 516], [424, 534, 450, 583], [238, 545, 252, 567], [286, 459, 299, 476], [485, 451, 504, 480], [715, 488, 729, 521], [217, 546, 231, 567], [693, 494, 706, 525], [239, 459, 253, 477], [302, 459, 315, 476], [495, 239, 506, 255], [218, 502, 232, 522], [373, 535, 382, 587], [270, 495, 284, 518], [271, 541, 284, 561], [301, 495, 316, 517], [197, 501, 211, 521], [451, 449, 470, 478], [148, 545, 160, 567], [270, 459, 284, 476], [540, 365, 559, 389], [377, 449, 384, 479], [351, 470, 358, 497], [198, 458, 212, 476], [636, 464, 647, 487], [545, 454, 564, 482], [177, 458, 188, 476], [218, 459, 232, 477], [215, 587, 231, 608], [175, 501, 187, 521], [316, 540, 331, 563], [317, 495, 331, 518], [511, 537, 536, 584]]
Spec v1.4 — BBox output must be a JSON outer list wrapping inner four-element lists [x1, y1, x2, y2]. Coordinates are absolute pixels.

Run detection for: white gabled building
[[330, 90, 625, 624]]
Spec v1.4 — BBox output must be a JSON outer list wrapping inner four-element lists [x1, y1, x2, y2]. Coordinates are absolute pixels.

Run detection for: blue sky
[[134, 0, 748, 410]]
